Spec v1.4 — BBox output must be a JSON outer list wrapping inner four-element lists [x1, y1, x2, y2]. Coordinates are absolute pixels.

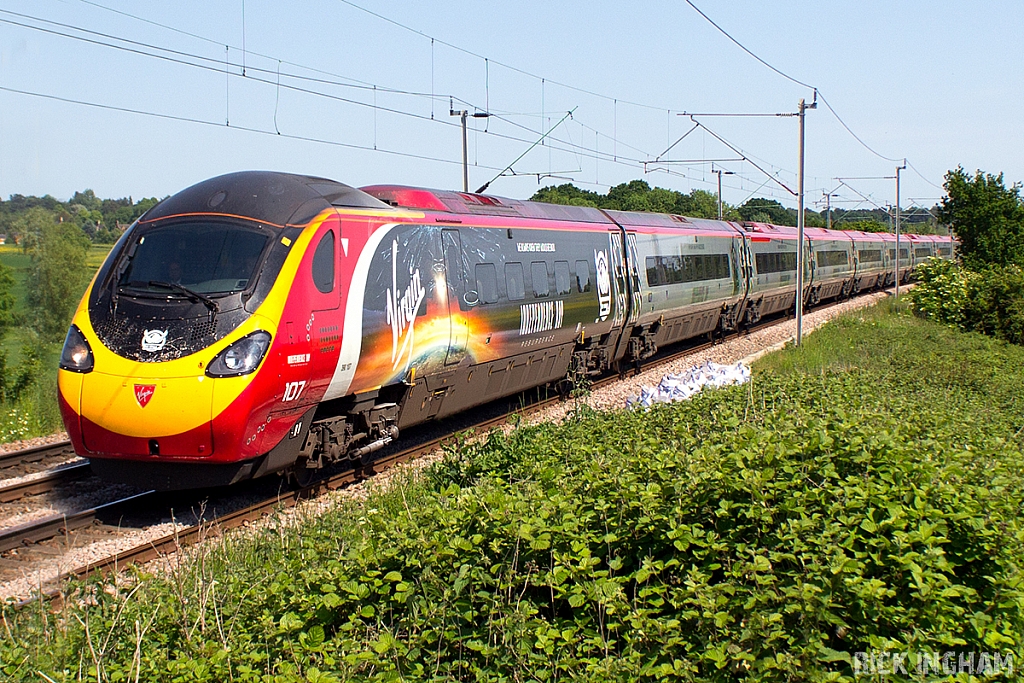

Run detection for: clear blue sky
[[0, 0, 1020, 218]]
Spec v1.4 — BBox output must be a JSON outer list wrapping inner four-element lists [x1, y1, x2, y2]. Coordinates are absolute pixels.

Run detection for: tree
[[0, 264, 16, 338], [26, 217, 91, 338], [11, 207, 68, 251], [530, 181, 741, 219], [70, 189, 102, 212], [840, 219, 890, 233], [739, 198, 796, 226], [530, 184, 603, 208], [939, 168, 1024, 268], [677, 190, 721, 219]]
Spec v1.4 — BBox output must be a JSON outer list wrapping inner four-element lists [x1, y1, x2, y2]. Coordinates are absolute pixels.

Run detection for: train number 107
[[283, 381, 306, 402]]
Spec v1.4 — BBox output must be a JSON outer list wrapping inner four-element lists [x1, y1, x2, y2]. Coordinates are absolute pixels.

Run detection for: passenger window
[[554, 261, 571, 295], [312, 230, 335, 293], [531, 261, 549, 297], [505, 262, 525, 301], [575, 260, 591, 293], [475, 263, 499, 304]]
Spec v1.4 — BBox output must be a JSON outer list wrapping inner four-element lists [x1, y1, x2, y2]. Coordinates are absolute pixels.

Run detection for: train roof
[[843, 230, 887, 241], [143, 171, 391, 227], [145, 174, 953, 247], [360, 184, 613, 224]]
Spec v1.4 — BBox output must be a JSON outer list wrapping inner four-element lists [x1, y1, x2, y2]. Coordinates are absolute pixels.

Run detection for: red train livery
[[57, 171, 954, 489]]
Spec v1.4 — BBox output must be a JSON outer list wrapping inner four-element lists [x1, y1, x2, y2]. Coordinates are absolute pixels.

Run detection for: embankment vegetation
[[909, 167, 1024, 344], [0, 190, 154, 441], [3, 301, 1021, 682]]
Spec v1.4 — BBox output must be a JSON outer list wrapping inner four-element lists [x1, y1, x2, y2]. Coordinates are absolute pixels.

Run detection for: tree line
[[530, 179, 944, 234], [0, 190, 159, 245]]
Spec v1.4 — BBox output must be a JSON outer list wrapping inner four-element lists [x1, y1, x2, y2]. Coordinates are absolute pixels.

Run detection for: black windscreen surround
[[89, 217, 301, 362], [84, 171, 389, 363], [142, 171, 389, 227], [117, 222, 271, 295]]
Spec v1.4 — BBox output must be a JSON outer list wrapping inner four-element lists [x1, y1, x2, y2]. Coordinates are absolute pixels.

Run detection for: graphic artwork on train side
[[56, 171, 956, 490]]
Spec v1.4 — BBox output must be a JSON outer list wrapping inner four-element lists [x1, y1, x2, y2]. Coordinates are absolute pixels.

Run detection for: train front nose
[[79, 370, 216, 458]]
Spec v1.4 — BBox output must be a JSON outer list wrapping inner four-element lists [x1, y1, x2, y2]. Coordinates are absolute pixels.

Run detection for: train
[[57, 171, 955, 490]]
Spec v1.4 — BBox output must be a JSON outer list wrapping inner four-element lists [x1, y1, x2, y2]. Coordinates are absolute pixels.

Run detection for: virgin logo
[[134, 384, 156, 408], [385, 239, 425, 373]]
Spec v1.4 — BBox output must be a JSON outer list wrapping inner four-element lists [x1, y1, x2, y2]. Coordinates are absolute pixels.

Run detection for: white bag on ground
[[627, 361, 751, 409]]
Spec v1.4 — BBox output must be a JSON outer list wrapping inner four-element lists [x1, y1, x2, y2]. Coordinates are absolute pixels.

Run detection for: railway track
[[0, 490, 154, 553], [6, 292, 864, 604], [0, 440, 77, 475], [0, 461, 93, 503]]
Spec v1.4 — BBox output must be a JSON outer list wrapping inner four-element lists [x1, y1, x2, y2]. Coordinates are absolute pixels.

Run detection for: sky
[[0, 0, 1020, 218]]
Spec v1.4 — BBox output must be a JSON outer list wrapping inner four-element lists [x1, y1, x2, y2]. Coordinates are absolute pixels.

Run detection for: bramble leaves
[[3, 303, 1023, 681]]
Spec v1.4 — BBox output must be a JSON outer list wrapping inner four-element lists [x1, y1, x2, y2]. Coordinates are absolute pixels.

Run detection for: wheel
[[290, 457, 323, 488]]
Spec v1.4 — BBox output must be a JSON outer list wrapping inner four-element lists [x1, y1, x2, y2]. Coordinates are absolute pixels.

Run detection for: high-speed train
[[57, 171, 954, 489]]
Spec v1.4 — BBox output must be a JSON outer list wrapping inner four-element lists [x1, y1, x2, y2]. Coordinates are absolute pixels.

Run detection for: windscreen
[[117, 220, 271, 295]]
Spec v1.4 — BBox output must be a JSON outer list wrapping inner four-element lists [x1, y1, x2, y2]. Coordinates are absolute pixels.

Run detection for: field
[[2, 300, 1022, 682], [0, 243, 111, 439]]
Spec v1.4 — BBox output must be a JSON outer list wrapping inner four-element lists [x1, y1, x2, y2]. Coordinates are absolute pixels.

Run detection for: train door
[[606, 228, 631, 364], [624, 231, 643, 325], [441, 229, 468, 366], [805, 238, 816, 295], [306, 225, 343, 401], [605, 229, 627, 329], [272, 223, 339, 414], [737, 233, 753, 302]]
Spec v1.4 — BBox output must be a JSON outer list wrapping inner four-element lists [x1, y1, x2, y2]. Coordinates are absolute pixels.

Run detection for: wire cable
[[682, 0, 944, 190], [2, 9, 661, 179], [816, 91, 903, 163], [0, 84, 500, 170], [906, 159, 944, 191], [682, 0, 814, 91]]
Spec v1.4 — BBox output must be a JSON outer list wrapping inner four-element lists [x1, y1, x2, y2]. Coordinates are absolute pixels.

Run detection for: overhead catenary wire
[[70, 0, 660, 170], [62, 0, 671, 166], [687, 116, 796, 196], [0, 10, 666, 181], [0, 84, 497, 170], [9, 1, 944, 205], [476, 109, 577, 194], [681, 0, 940, 187], [42, 5, 793, 199], [0, 12, 660, 173]]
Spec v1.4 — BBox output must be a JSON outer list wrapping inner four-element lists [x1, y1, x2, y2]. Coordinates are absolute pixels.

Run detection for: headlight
[[60, 325, 94, 373], [206, 331, 271, 378]]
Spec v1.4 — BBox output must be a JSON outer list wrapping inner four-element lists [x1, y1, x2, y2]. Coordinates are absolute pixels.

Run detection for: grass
[[0, 243, 110, 441], [1, 300, 1022, 682]]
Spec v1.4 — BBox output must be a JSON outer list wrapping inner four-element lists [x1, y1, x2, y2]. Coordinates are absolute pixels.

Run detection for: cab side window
[[312, 231, 335, 293]]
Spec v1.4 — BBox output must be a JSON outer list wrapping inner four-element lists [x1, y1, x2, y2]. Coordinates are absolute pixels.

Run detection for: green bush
[[906, 257, 974, 326], [2, 307, 1022, 681], [962, 264, 1024, 345], [909, 258, 1024, 345]]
